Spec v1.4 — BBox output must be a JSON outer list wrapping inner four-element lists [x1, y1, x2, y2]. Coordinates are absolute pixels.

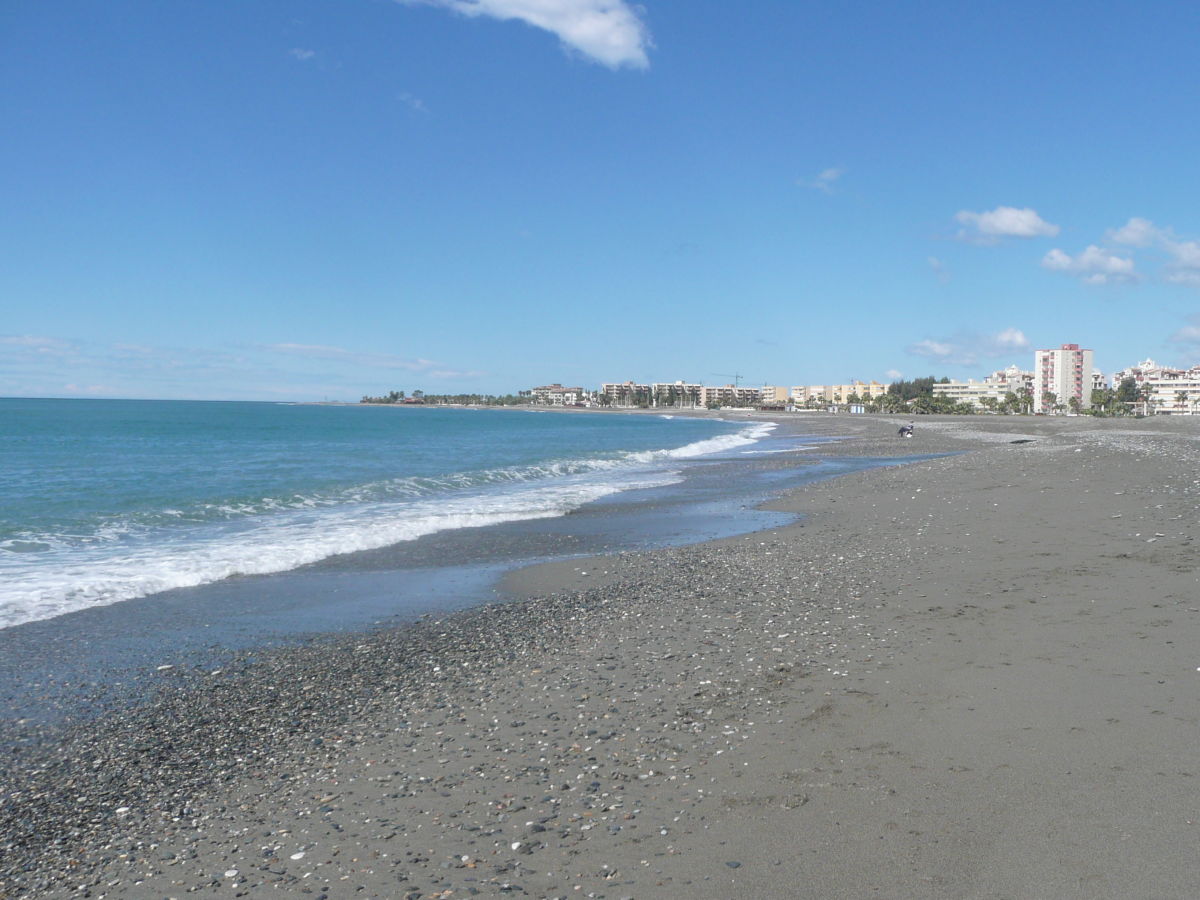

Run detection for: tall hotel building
[[1033, 343, 1094, 413]]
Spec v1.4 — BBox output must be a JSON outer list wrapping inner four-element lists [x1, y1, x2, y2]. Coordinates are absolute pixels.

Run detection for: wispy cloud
[[928, 256, 949, 283], [63, 382, 119, 396], [0, 337, 488, 400], [907, 328, 1030, 367], [1047, 217, 1200, 287], [885, 369, 903, 380], [1105, 216, 1161, 247], [1169, 316, 1200, 364], [955, 205, 1060, 242], [1041, 245, 1137, 285], [398, 91, 429, 113], [289, 47, 316, 61], [403, 0, 652, 69], [797, 166, 845, 194], [0, 334, 74, 352], [266, 343, 442, 371], [1164, 238, 1200, 286], [429, 368, 489, 378]]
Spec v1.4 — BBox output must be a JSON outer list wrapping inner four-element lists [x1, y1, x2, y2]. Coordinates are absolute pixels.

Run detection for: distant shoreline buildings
[[536, 344, 1200, 416], [366, 344, 1200, 416]]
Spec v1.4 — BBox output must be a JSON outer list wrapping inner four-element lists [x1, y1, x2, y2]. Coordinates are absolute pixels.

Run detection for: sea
[[0, 398, 892, 723]]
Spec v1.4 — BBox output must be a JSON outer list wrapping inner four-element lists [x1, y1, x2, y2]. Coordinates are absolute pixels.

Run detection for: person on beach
[[898, 423, 914, 438]]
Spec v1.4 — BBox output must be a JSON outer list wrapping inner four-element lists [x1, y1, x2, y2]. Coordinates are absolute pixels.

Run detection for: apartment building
[[651, 381, 703, 408], [792, 385, 829, 404], [699, 384, 762, 408], [760, 385, 792, 406], [845, 380, 889, 401], [1111, 359, 1200, 414], [932, 365, 1034, 409], [790, 381, 887, 405], [529, 384, 588, 406], [1033, 344, 1094, 412], [600, 381, 651, 407]]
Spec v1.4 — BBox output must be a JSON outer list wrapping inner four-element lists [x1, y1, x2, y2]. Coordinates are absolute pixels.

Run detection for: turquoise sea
[[0, 399, 772, 630]]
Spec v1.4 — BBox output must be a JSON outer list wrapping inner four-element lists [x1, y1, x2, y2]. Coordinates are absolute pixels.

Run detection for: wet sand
[[3, 414, 1199, 898]]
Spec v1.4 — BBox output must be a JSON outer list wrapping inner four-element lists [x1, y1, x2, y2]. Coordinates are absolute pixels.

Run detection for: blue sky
[[3, 0, 1199, 400]]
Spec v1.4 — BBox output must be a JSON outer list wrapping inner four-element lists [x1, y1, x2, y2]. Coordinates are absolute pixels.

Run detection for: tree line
[[360, 390, 528, 406]]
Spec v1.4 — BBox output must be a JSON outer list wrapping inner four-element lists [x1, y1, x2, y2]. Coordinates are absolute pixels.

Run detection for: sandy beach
[[3, 413, 1199, 899]]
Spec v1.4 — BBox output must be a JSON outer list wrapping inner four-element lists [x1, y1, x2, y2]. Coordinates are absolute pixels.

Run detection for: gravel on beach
[[3, 414, 1199, 899]]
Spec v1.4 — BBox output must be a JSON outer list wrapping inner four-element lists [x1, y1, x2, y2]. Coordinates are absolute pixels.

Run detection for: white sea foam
[[740, 444, 818, 454], [630, 422, 775, 462], [0, 421, 773, 628]]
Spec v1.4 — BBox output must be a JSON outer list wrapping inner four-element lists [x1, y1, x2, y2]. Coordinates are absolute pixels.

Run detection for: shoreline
[[4, 415, 1199, 897], [0, 413, 808, 727]]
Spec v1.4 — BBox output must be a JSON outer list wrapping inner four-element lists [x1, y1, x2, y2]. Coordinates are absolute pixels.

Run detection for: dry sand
[[3, 414, 1199, 899]]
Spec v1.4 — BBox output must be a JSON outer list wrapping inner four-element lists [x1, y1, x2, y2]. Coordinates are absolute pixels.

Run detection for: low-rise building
[[790, 381, 887, 405], [1111, 359, 1200, 415], [933, 365, 1034, 410], [651, 381, 703, 408], [699, 384, 762, 408], [601, 381, 652, 407], [530, 384, 589, 406], [792, 385, 831, 405], [760, 385, 792, 406]]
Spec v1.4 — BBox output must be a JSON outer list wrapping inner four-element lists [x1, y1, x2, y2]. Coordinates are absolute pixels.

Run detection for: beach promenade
[[3, 415, 1198, 898]]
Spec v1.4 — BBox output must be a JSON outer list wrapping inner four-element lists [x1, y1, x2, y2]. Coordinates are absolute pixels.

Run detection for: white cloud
[[1164, 239, 1200, 286], [0, 335, 77, 362], [994, 327, 1030, 350], [910, 339, 954, 359], [798, 166, 845, 194], [1170, 324, 1200, 344], [289, 48, 316, 61], [927, 256, 949, 283], [429, 368, 489, 378], [1169, 317, 1200, 364], [1106, 216, 1163, 247], [63, 383, 118, 396], [955, 206, 1060, 241], [1, 335, 72, 349], [398, 92, 428, 113], [267, 343, 442, 371], [885, 369, 903, 380], [1093, 218, 1200, 287], [907, 328, 1031, 367], [1042, 245, 1137, 284], [406, 0, 652, 69]]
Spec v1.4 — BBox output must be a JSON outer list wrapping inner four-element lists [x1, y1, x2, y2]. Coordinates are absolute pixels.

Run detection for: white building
[[1033, 344, 1094, 413], [1110, 359, 1200, 415], [651, 381, 703, 408], [601, 381, 651, 407], [932, 364, 1034, 410], [530, 384, 589, 406]]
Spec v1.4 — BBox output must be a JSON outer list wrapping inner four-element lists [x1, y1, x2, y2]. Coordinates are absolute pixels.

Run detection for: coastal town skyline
[[362, 343, 1200, 416], [4, 1, 1200, 401]]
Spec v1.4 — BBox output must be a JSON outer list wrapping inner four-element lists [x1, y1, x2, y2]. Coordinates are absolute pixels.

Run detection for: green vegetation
[[360, 391, 528, 406]]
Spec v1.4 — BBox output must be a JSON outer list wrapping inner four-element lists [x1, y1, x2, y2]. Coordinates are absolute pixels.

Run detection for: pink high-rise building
[[1033, 343, 1094, 413]]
